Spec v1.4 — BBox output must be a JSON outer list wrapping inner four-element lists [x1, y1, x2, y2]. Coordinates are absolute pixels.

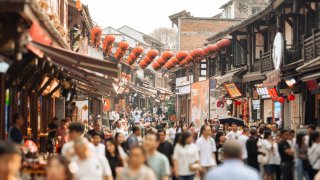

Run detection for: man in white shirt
[[226, 123, 240, 140], [308, 131, 320, 174], [92, 132, 106, 156], [62, 122, 95, 160], [109, 110, 116, 128], [206, 140, 260, 180], [238, 126, 249, 163], [196, 125, 217, 178], [113, 120, 126, 137], [71, 137, 113, 180]]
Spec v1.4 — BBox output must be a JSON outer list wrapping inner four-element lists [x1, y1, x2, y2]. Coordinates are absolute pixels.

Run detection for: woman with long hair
[[173, 131, 200, 180], [115, 132, 128, 160], [47, 155, 73, 180], [295, 133, 310, 180], [117, 146, 156, 180], [105, 138, 124, 178]]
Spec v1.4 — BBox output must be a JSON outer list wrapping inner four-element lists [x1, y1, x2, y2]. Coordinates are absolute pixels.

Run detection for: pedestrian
[[169, 122, 176, 143], [226, 122, 240, 140], [278, 129, 294, 180], [305, 124, 316, 147], [113, 120, 126, 137], [173, 131, 200, 180], [61, 122, 94, 159], [47, 117, 58, 155], [271, 124, 279, 138], [117, 146, 156, 180], [115, 132, 128, 160], [239, 126, 249, 163], [246, 128, 260, 171], [0, 141, 22, 180], [8, 113, 24, 145], [126, 125, 141, 151], [157, 129, 174, 166], [196, 125, 217, 179], [205, 140, 260, 180], [71, 137, 113, 180], [92, 132, 106, 156], [215, 130, 226, 165], [87, 120, 105, 143], [288, 130, 296, 147], [56, 119, 68, 154], [308, 131, 320, 179], [105, 138, 124, 178], [47, 155, 73, 180], [144, 132, 171, 180], [295, 133, 311, 180]]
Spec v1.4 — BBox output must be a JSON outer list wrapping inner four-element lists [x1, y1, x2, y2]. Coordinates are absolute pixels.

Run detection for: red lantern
[[143, 56, 152, 64], [91, 27, 102, 48], [171, 57, 180, 65], [76, 0, 82, 10], [132, 46, 144, 57], [118, 41, 129, 50], [147, 49, 159, 59], [288, 94, 295, 101], [207, 44, 220, 54], [217, 101, 221, 107], [152, 61, 161, 70], [104, 35, 115, 46], [190, 48, 204, 58], [277, 97, 285, 103], [217, 39, 232, 47], [164, 60, 175, 69], [235, 101, 242, 106], [162, 51, 174, 60], [176, 51, 189, 61], [157, 58, 167, 66], [139, 60, 148, 68], [184, 55, 193, 63]]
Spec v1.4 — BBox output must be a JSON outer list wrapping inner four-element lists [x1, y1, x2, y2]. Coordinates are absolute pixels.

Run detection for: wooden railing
[[302, 29, 320, 61], [260, 50, 273, 73]]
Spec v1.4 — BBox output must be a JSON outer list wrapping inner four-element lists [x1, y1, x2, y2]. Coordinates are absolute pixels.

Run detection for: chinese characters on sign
[[267, 88, 279, 99], [224, 83, 242, 98]]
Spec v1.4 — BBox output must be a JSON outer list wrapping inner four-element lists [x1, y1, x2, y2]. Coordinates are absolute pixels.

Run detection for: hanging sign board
[[267, 88, 279, 99], [224, 83, 242, 98]]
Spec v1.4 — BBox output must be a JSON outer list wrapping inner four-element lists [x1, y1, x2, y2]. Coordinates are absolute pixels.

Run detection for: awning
[[300, 72, 320, 82], [217, 67, 247, 85], [296, 56, 320, 73], [242, 72, 265, 82], [29, 41, 119, 78]]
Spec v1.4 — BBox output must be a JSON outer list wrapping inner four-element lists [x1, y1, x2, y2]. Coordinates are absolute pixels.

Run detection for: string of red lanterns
[[127, 46, 144, 65], [102, 35, 115, 56], [91, 27, 102, 48], [114, 41, 129, 62]]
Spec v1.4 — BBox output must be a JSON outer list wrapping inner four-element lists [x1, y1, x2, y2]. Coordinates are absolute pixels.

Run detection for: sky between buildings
[[81, 0, 230, 34]]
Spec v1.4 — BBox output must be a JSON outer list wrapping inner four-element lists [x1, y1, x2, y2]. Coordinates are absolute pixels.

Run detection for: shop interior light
[[0, 55, 12, 73]]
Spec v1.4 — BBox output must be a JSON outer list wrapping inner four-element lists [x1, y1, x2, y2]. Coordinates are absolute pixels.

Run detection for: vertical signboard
[[191, 80, 209, 128], [74, 100, 89, 122]]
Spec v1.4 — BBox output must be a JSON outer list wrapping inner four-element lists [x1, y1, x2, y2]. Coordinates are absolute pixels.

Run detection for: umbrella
[[218, 117, 245, 126]]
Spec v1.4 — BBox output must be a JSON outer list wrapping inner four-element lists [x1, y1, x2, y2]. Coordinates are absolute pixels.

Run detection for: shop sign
[[256, 87, 271, 99], [224, 83, 242, 98], [263, 69, 281, 87], [252, 100, 260, 110], [176, 75, 193, 87], [268, 88, 279, 99], [176, 85, 190, 95]]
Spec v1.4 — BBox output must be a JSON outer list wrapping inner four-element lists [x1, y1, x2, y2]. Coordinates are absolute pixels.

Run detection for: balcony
[[260, 50, 273, 73], [302, 29, 320, 61]]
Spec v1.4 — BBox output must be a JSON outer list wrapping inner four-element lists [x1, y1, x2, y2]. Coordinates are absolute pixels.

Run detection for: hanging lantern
[[162, 51, 174, 60], [104, 35, 115, 46], [190, 48, 204, 58], [142, 56, 152, 64], [217, 101, 221, 108], [184, 55, 194, 63], [277, 97, 285, 103], [157, 58, 167, 66], [147, 49, 159, 59], [171, 57, 180, 65], [164, 60, 175, 69], [91, 27, 102, 48], [76, 0, 82, 10], [176, 51, 189, 61], [139, 60, 148, 69], [118, 41, 129, 50], [288, 94, 296, 101], [114, 49, 124, 61], [132, 46, 144, 57], [152, 61, 161, 70], [217, 39, 232, 47], [206, 44, 220, 54]]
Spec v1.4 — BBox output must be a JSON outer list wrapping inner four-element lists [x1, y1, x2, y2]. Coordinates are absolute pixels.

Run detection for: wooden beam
[[37, 77, 53, 96], [285, 16, 295, 28], [0, 73, 6, 139], [30, 93, 38, 142]]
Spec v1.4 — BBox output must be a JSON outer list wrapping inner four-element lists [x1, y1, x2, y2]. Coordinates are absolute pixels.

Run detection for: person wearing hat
[[206, 140, 260, 180]]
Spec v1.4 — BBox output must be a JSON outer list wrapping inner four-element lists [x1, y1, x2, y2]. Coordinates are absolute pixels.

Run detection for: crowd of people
[[2, 110, 320, 180]]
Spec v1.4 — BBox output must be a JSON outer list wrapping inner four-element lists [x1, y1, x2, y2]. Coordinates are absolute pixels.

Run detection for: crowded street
[[1, 0, 320, 180]]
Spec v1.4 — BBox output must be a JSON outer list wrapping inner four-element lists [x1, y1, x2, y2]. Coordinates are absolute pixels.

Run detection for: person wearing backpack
[[308, 131, 320, 179]]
